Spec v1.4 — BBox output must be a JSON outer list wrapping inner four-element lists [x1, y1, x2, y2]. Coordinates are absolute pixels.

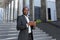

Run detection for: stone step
[[33, 34, 49, 37], [0, 23, 56, 40], [0, 32, 18, 35], [34, 36, 52, 40], [0, 34, 18, 36], [34, 38, 51, 40], [0, 28, 16, 29], [0, 31, 18, 35], [33, 27, 56, 40], [0, 26, 16, 28], [0, 23, 16, 25], [0, 26, 16, 27], [52, 39, 56, 40], [1, 24, 16, 25], [0, 31, 19, 34], [0, 30, 16, 31], [0, 35, 18, 39], [33, 34, 49, 38], [33, 30, 43, 32], [5, 37, 17, 40], [0, 29, 17, 31], [33, 32, 46, 35]]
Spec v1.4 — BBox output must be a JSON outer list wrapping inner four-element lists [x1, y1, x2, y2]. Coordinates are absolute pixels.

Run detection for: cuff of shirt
[[26, 24, 29, 28]]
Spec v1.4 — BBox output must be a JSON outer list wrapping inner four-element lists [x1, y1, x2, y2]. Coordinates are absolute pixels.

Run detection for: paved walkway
[[37, 22, 60, 40], [47, 20, 60, 28]]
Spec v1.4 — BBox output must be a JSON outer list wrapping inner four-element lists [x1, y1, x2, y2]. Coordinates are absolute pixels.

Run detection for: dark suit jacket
[[16, 15, 33, 40]]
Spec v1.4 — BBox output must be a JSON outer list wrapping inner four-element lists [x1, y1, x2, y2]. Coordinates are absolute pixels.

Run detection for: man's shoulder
[[17, 15, 23, 18]]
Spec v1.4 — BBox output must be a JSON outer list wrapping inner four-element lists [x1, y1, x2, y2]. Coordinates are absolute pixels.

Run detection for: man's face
[[23, 8, 29, 15]]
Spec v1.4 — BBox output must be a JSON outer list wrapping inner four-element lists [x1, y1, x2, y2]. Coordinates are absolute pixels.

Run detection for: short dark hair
[[22, 7, 29, 12]]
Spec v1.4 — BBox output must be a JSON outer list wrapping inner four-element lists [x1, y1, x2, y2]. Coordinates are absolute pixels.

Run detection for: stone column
[[4, 5, 6, 22], [41, 0, 46, 22], [13, 0, 18, 21], [23, 0, 25, 7], [30, 0, 34, 21], [10, 0, 14, 21], [4, 2, 10, 22], [56, 0, 60, 20], [7, 2, 11, 22], [5, 5, 8, 22], [7, 5, 9, 22], [3, 6, 6, 22], [18, 0, 23, 16], [24, 0, 30, 7]]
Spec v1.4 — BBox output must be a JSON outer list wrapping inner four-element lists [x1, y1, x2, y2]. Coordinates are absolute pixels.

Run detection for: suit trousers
[[28, 33, 33, 40]]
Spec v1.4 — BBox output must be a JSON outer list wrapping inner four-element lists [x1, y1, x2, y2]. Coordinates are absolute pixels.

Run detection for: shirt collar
[[24, 15, 29, 17]]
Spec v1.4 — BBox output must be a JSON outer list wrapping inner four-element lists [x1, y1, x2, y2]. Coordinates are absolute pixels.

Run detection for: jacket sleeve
[[16, 16, 27, 30]]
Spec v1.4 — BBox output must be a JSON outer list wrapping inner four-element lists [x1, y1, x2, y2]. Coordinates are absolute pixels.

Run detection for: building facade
[[3, 0, 60, 22]]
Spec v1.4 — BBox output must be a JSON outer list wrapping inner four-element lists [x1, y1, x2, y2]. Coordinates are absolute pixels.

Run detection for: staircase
[[33, 27, 56, 40], [0, 22, 56, 40], [0, 22, 19, 40]]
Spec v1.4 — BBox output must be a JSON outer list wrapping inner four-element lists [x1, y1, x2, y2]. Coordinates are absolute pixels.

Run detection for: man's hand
[[28, 21, 36, 27]]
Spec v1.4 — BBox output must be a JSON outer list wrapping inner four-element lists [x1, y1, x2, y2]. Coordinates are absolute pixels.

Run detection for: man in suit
[[16, 7, 36, 40]]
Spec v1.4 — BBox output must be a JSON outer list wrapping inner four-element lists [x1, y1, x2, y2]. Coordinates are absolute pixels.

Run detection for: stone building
[[2, 0, 60, 22]]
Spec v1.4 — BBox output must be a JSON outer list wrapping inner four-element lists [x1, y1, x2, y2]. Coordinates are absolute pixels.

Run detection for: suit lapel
[[29, 17, 32, 21], [22, 15, 32, 22], [22, 15, 27, 23]]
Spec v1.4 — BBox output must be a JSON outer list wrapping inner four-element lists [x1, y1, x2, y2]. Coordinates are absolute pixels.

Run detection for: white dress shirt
[[24, 15, 31, 33]]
